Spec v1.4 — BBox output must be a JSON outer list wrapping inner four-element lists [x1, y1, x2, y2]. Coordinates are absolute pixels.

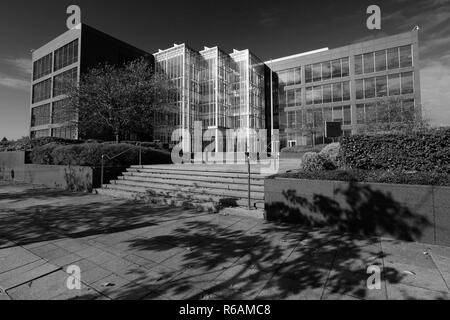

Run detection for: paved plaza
[[1, 182, 450, 300]]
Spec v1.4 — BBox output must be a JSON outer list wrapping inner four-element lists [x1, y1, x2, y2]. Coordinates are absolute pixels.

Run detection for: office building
[[30, 24, 152, 139]]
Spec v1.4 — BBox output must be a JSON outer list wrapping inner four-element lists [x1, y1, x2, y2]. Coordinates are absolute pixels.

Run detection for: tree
[[357, 97, 430, 135], [1, 137, 7, 143], [64, 57, 177, 143]]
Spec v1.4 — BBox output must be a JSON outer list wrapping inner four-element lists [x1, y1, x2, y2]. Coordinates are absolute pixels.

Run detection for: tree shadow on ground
[[0, 187, 204, 247], [96, 181, 435, 300]]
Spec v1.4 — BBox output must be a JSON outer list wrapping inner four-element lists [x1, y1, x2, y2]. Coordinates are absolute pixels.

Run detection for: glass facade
[[32, 79, 52, 103], [154, 45, 266, 150], [53, 67, 78, 97], [33, 53, 52, 81], [31, 129, 50, 139], [356, 99, 416, 125], [54, 39, 79, 71], [356, 72, 414, 100], [52, 126, 77, 139], [31, 104, 51, 127]]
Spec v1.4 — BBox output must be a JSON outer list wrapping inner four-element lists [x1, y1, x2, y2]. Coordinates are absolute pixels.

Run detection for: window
[[387, 48, 400, 70], [388, 74, 401, 96], [402, 99, 416, 122], [364, 78, 375, 99], [53, 67, 78, 97], [295, 88, 302, 106], [313, 64, 322, 82], [305, 65, 312, 83], [356, 104, 365, 124], [366, 103, 377, 123], [323, 107, 332, 123], [355, 55, 363, 75], [343, 106, 351, 125], [375, 50, 387, 72], [295, 110, 303, 128], [306, 87, 313, 105], [364, 53, 374, 74], [332, 59, 341, 78], [287, 89, 295, 107], [294, 67, 302, 85], [313, 86, 322, 104], [376, 76, 387, 97], [287, 111, 296, 128], [323, 84, 332, 103], [322, 61, 331, 80], [54, 39, 79, 71], [356, 79, 364, 100], [52, 99, 75, 124], [342, 58, 350, 77], [343, 82, 351, 101], [400, 45, 413, 68], [31, 129, 50, 139], [52, 127, 76, 139], [401, 72, 414, 94], [32, 79, 51, 103], [377, 102, 389, 123], [286, 69, 295, 86], [33, 53, 52, 81], [332, 83, 342, 102], [31, 104, 50, 127], [332, 106, 343, 123]]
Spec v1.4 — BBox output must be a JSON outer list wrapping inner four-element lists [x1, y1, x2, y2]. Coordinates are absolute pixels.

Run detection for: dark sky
[[1, 0, 449, 139]]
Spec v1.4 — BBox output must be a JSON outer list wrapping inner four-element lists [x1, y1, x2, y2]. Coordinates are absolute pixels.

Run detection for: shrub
[[301, 152, 336, 172], [319, 143, 341, 167], [340, 128, 450, 173], [31, 143, 172, 167]]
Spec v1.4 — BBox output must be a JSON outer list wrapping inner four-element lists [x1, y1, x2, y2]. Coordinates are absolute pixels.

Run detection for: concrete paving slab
[[0, 259, 60, 290], [0, 247, 41, 274]]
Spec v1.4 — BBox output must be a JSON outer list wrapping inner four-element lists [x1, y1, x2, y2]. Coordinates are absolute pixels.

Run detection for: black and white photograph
[[1, 0, 450, 308]]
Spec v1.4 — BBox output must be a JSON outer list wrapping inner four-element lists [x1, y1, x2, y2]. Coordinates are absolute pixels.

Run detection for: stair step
[[117, 176, 265, 192], [122, 171, 265, 185], [130, 165, 265, 175], [95, 187, 264, 209], [94, 188, 221, 213], [127, 168, 267, 180], [108, 180, 265, 201]]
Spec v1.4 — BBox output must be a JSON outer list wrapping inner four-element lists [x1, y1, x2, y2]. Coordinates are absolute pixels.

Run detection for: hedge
[[340, 128, 450, 173], [31, 143, 172, 167], [277, 169, 450, 187]]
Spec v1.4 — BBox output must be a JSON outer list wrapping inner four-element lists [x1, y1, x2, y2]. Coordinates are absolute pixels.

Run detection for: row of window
[[356, 99, 416, 125], [286, 105, 352, 129], [355, 45, 412, 75], [355, 72, 414, 100], [278, 68, 302, 86], [305, 58, 350, 84], [33, 39, 79, 81], [54, 40, 79, 72], [32, 67, 78, 103], [31, 126, 76, 140], [31, 99, 74, 127], [306, 82, 351, 105]]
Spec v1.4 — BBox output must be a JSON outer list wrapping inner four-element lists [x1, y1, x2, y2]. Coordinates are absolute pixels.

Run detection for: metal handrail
[[100, 142, 142, 186]]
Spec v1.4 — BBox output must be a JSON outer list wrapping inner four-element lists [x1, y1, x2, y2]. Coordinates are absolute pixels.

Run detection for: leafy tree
[[64, 57, 177, 143], [357, 97, 430, 135], [1, 137, 7, 143]]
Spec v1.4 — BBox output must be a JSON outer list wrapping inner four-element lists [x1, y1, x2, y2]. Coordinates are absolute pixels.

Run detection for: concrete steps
[[94, 164, 267, 211]]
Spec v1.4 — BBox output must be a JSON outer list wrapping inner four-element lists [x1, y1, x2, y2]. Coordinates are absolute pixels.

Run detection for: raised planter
[[265, 177, 450, 247], [1, 151, 125, 192]]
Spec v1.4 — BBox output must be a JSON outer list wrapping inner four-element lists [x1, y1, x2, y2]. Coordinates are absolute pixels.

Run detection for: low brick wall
[[0, 151, 25, 181], [265, 178, 450, 247]]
